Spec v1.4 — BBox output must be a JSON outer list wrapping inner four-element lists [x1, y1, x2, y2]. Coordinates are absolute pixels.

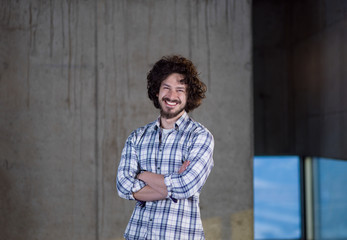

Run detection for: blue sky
[[254, 156, 301, 239], [254, 156, 347, 239]]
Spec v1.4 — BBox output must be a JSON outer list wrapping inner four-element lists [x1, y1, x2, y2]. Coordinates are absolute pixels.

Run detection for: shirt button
[[159, 149, 162, 152], [157, 167, 160, 170]]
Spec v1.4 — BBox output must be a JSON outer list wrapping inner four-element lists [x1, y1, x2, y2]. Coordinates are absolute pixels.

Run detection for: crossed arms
[[116, 129, 214, 202], [133, 161, 190, 201]]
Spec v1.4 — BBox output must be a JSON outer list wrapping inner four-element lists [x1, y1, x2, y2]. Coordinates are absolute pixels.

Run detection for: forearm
[[133, 185, 167, 201], [137, 172, 168, 198]]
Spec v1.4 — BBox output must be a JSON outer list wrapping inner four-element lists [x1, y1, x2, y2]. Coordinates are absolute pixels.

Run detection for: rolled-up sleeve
[[164, 129, 214, 200], [116, 132, 146, 200]]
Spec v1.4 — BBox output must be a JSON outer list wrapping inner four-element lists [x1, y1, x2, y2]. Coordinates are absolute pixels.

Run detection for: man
[[116, 55, 214, 240]]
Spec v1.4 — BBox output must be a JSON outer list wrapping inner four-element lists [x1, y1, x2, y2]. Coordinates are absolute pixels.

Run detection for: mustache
[[162, 97, 181, 104]]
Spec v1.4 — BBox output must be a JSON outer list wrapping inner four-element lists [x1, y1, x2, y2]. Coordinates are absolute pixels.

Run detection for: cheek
[[181, 93, 188, 102], [156, 90, 163, 98]]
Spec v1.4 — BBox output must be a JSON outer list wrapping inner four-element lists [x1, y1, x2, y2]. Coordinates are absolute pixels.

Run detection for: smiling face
[[157, 73, 187, 120]]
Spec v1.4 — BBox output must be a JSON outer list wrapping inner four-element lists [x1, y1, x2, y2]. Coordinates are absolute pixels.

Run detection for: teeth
[[166, 101, 177, 106]]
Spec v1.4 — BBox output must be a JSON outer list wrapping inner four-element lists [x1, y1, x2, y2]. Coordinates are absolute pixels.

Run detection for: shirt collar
[[154, 111, 188, 131]]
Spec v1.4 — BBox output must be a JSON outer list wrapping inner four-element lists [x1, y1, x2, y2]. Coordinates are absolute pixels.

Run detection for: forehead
[[161, 73, 186, 87]]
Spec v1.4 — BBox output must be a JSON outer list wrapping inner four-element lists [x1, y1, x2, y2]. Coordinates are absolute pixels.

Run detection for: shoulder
[[126, 120, 157, 144], [184, 117, 214, 141]]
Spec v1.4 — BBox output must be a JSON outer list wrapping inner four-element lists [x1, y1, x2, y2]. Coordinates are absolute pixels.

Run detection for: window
[[254, 156, 302, 239], [312, 157, 347, 239], [254, 156, 347, 239]]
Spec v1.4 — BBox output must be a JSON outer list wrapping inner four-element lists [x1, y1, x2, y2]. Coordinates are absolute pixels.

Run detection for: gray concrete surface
[[0, 1, 253, 239], [291, 1, 347, 159], [254, 0, 347, 159]]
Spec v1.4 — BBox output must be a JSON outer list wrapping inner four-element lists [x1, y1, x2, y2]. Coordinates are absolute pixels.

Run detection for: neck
[[160, 112, 184, 129]]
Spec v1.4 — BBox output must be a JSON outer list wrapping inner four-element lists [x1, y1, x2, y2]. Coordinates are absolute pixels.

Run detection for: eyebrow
[[162, 83, 186, 89]]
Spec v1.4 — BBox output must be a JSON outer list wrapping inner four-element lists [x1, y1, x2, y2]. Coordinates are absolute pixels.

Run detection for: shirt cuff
[[130, 179, 146, 200], [164, 174, 177, 203]]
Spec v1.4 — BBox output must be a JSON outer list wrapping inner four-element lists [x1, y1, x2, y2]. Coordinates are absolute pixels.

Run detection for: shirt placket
[[146, 199, 160, 239], [145, 129, 161, 239], [156, 129, 164, 174], [158, 128, 176, 173]]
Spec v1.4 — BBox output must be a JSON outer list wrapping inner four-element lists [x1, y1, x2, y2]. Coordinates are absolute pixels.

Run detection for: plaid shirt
[[117, 112, 214, 240]]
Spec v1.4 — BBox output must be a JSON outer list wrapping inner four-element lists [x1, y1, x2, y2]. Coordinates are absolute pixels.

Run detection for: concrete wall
[[253, 0, 293, 154], [291, 0, 347, 159], [254, 0, 347, 159], [0, 1, 253, 239]]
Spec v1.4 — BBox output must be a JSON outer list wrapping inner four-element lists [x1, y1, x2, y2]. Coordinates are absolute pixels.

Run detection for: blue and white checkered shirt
[[117, 112, 214, 240]]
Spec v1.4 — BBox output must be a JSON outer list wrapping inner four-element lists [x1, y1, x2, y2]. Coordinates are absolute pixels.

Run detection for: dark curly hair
[[147, 55, 207, 113]]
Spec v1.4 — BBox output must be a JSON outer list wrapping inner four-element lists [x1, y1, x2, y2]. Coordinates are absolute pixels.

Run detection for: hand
[[178, 160, 190, 174]]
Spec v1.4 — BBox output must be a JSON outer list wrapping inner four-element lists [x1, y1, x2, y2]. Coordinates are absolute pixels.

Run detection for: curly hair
[[147, 55, 207, 113]]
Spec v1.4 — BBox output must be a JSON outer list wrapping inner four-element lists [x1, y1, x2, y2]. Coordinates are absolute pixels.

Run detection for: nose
[[166, 90, 178, 99]]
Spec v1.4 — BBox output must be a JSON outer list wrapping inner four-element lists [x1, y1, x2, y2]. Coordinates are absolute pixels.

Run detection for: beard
[[159, 97, 186, 119], [160, 107, 185, 119]]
